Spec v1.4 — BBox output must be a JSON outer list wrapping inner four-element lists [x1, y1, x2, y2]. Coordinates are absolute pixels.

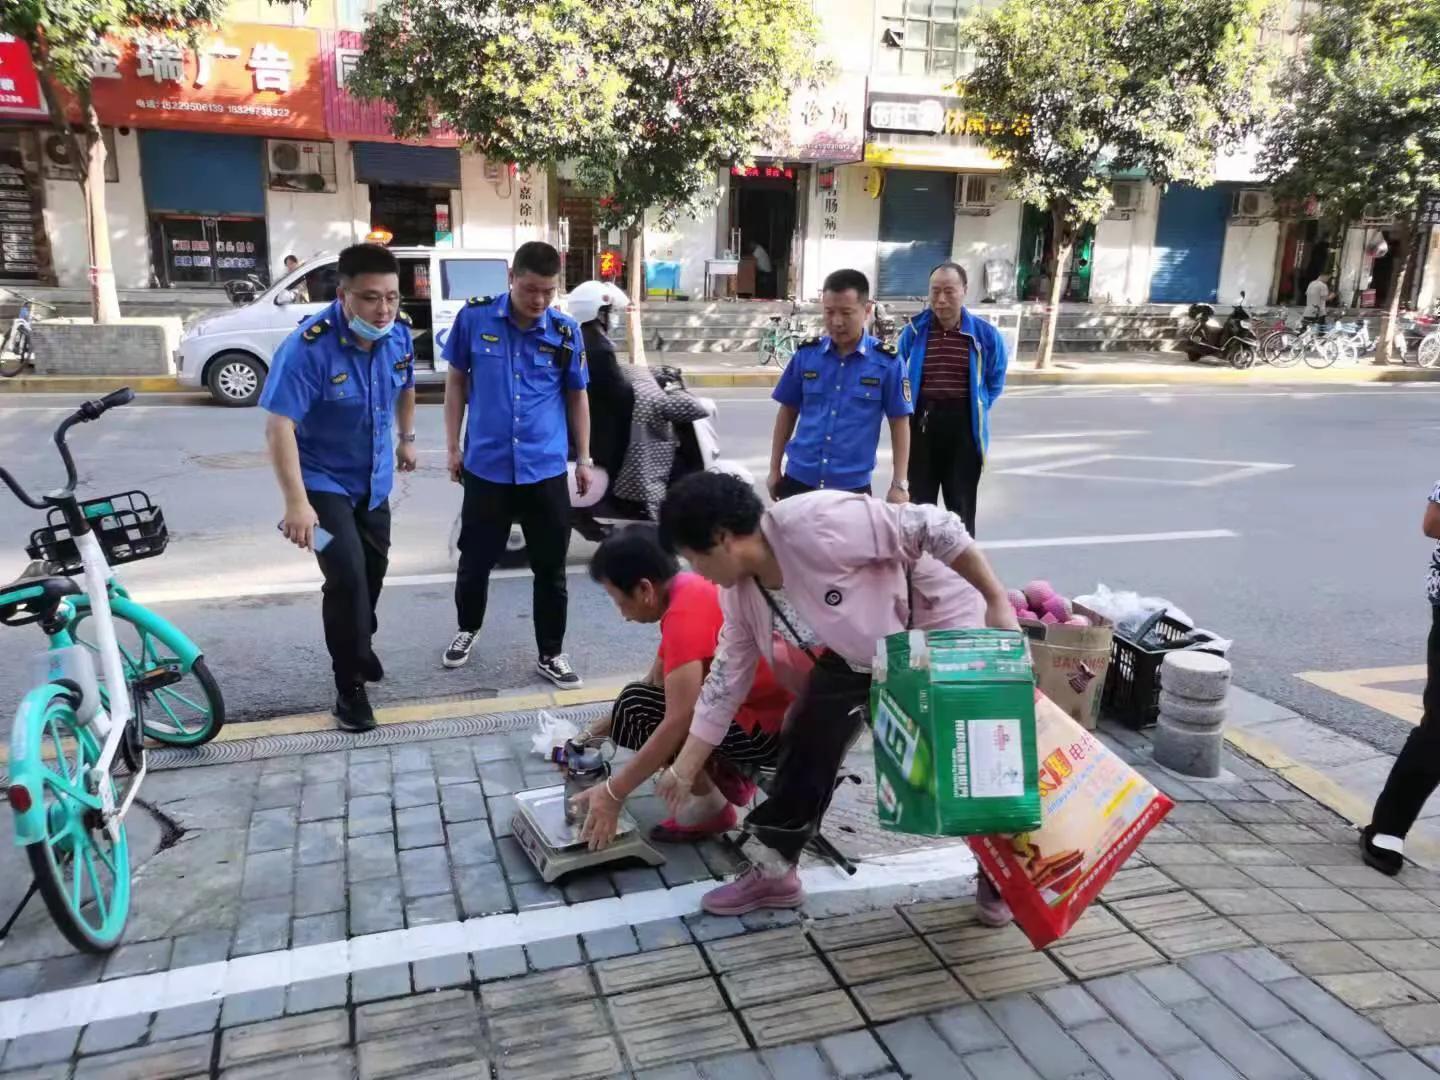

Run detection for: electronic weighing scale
[[511, 785, 665, 883]]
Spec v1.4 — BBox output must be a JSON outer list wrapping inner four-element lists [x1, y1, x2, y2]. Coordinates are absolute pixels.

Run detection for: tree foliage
[[347, 0, 820, 228], [1261, 0, 1440, 228], [961, 0, 1280, 364]]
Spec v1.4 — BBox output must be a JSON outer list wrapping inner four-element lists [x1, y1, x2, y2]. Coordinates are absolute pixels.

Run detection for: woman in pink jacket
[[655, 471, 1020, 919]]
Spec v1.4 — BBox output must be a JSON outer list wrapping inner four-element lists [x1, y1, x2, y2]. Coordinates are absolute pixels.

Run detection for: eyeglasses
[[354, 291, 401, 305]]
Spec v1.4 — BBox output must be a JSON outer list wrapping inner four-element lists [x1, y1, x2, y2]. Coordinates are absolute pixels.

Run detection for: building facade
[[1, 0, 1435, 311]]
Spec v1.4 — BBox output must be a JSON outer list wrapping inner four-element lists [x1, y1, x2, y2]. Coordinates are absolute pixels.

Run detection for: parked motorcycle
[[447, 365, 754, 566], [1181, 293, 1259, 368], [872, 302, 899, 346]]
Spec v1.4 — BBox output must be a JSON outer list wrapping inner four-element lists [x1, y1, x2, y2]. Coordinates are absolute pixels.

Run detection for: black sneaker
[[443, 630, 477, 669], [334, 684, 377, 732], [1361, 825, 1404, 877], [537, 653, 583, 689], [362, 651, 384, 683]]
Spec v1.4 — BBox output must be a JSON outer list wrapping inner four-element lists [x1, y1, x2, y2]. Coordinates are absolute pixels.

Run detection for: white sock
[[1371, 833, 1405, 855], [675, 786, 727, 826], [751, 841, 795, 879]]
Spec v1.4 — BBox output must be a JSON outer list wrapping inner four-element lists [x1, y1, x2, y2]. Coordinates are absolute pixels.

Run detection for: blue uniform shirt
[[259, 300, 415, 510], [772, 334, 913, 490], [442, 293, 589, 485]]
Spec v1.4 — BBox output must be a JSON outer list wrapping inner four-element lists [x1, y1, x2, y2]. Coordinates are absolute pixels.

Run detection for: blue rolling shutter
[[877, 170, 956, 299], [139, 131, 264, 215], [352, 143, 461, 188], [1149, 185, 1232, 303]]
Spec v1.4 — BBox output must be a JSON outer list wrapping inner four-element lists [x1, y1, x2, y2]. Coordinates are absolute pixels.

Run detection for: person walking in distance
[[897, 262, 1009, 536], [441, 241, 592, 687], [263, 243, 417, 732], [767, 269, 912, 503], [1363, 482, 1440, 875]]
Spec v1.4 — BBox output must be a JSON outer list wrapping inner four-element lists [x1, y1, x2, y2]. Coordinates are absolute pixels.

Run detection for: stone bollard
[[1152, 651, 1232, 778]]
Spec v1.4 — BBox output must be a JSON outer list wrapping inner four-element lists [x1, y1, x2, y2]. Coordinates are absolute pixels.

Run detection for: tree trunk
[[1376, 214, 1416, 366], [83, 103, 121, 325], [626, 222, 647, 366], [1036, 206, 1072, 370]]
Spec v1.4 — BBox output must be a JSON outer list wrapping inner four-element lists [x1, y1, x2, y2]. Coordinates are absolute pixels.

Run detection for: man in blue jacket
[[895, 261, 1009, 535]]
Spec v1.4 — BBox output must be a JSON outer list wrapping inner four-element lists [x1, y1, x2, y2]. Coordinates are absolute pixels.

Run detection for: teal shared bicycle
[[2, 389, 223, 952]]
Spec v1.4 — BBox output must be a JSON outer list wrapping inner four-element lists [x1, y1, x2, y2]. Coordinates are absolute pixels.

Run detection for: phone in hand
[[277, 520, 334, 553]]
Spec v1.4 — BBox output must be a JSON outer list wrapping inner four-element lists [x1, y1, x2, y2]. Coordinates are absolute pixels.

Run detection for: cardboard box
[[1020, 603, 1114, 730]]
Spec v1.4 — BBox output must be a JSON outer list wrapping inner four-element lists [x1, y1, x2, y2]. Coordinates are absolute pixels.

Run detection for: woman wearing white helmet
[[568, 281, 633, 475]]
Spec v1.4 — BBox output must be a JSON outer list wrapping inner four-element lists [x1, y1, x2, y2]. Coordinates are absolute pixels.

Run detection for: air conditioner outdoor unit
[[267, 139, 337, 194], [1231, 188, 1274, 220], [955, 173, 1003, 216]]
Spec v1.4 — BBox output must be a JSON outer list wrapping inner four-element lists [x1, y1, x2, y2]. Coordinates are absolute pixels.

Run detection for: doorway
[[729, 165, 799, 299], [1276, 219, 1337, 306], [369, 185, 454, 247], [1017, 205, 1094, 302], [150, 215, 268, 289]]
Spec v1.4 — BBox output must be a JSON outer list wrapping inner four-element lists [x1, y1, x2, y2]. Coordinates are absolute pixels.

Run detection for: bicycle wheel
[[11, 684, 131, 952], [70, 606, 225, 746], [0, 326, 24, 377], [1306, 339, 1338, 369], [1420, 332, 1440, 369], [758, 332, 778, 367]]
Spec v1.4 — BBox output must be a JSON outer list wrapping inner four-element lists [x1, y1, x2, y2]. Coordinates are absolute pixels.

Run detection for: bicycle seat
[[0, 564, 81, 626]]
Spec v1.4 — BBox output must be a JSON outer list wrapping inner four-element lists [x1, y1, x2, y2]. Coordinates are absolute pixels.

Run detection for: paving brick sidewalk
[[2, 713, 1440, 1078]]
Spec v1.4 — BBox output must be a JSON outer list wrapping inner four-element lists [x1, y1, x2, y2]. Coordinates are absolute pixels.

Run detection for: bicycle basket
[[26, 491, 168, 576]]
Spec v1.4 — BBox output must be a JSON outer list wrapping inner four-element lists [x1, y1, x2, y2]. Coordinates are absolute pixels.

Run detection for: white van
[[176, 247, 511, 406]]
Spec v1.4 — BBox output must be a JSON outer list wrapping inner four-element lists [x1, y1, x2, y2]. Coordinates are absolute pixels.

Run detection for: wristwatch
[[397, 432, 417, 443], [891, 479, 910, 492], [577, 455, 595, 467]]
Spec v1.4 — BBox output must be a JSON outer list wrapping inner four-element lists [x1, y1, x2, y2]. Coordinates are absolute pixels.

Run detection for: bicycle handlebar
[[0, 387, 134, 509]]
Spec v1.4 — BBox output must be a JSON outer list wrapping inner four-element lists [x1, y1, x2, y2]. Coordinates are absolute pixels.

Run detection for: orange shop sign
[[89, 25, 325, 137]]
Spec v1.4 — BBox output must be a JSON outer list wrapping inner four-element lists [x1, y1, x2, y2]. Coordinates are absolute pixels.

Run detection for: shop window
[[440, 258, 509, 300]]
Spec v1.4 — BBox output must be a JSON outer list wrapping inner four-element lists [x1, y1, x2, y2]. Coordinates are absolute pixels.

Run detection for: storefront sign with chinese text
[[731, 165, 795, 180], [88, 25, 325, 136], [864, 79, 1009, 171], [321, 31, 458, 146], [768, 75, 866, 163], [0, 35, 45, 118]]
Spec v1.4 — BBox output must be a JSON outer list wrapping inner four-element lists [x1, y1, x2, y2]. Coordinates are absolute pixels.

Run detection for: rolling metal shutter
[[877, 170, 956, 299], [352, 143, 461, 188], [1149, 184, 1231, 303], [139, 131, 264, 215]]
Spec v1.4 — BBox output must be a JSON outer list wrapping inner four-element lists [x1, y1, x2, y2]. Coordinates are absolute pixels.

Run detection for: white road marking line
[[0, 846, 975, 1040], [133, 527, 1239, 605], [998, 453, 1293, 488]]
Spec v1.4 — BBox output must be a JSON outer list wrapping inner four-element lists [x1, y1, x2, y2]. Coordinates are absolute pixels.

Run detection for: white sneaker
[[443, 630, 476, 668], [537, 653, 582, 688]]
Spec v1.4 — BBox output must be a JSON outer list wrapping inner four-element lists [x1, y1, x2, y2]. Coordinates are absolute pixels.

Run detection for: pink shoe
[[976, 873, 1014, 928], [701, 864, 806, 915], [650, 804, 737, 843], [707, 758, 758, 807]]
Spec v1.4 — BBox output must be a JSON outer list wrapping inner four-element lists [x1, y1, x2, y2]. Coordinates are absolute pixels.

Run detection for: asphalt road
[[1, 382, 1435, 758]]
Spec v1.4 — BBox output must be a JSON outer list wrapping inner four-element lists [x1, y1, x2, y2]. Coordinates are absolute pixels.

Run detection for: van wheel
[[207, 352, 266, 407]]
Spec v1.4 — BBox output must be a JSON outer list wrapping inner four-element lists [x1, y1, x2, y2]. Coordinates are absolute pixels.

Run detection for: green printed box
[[870, 629, 1042, 837]]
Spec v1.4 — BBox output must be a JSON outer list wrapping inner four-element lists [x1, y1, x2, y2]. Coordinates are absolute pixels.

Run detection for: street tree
[[1260, 0, 1440, 363], [347, 0, 819, 359], [1, 2, 257, 323], [963, 0, 1281, 368]]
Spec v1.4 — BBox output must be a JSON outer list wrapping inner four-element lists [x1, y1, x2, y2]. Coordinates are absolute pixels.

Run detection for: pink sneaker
[[976, 873, 1014, 928], [700, 864, 806, 915], [650, 804, 738, 844]]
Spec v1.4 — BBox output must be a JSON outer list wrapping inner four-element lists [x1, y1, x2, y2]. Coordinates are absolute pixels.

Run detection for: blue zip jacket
[[896, 307, 1009, 455]]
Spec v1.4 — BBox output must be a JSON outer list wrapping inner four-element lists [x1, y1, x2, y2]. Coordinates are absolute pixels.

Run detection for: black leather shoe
[[362, 651, 384, 683], [335, 684, 377, 732], [1361, 825, 1404, 877]]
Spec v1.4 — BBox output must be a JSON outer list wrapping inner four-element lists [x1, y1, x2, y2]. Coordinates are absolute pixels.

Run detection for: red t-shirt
[[659, 572, 791, 735]]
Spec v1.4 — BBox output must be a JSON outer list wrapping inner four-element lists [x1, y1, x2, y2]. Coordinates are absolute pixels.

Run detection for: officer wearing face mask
[[261, 243, 418, 732]]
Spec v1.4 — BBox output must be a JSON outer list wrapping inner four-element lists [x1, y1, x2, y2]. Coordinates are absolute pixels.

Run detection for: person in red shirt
[[571, 525, 791, 850]]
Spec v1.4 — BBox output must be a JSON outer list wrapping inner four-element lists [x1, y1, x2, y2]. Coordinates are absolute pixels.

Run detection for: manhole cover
[[189, 451, 270, 470]]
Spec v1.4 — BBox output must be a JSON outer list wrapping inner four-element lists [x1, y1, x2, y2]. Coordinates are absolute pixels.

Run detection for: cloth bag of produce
[[967, 691, 1175, 948], [870, 629, 1042, 837]]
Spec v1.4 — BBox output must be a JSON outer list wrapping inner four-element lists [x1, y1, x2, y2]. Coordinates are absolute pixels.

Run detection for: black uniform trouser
[[745, 651, 871, 863], [310, 490, 391, 692], [909, 403, 983, 536], [455, 470, 570, 657], [775, 475, 871, 500], [1371, 605, 1440, 839]]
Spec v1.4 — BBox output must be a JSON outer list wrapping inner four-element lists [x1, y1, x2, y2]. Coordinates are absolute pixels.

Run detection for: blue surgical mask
[[348, 313, 394, 342]]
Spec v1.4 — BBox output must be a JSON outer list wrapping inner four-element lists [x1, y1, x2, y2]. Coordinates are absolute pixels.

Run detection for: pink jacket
[[690, 492, 986, 745]]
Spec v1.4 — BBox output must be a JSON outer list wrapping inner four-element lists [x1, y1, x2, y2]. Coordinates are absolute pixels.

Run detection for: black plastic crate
[[1102, 612, 1214, 729], [27, 491, 168, 576]]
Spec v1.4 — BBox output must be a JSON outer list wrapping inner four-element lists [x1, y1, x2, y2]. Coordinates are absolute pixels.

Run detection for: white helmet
[[567, 280, 631, 325]]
